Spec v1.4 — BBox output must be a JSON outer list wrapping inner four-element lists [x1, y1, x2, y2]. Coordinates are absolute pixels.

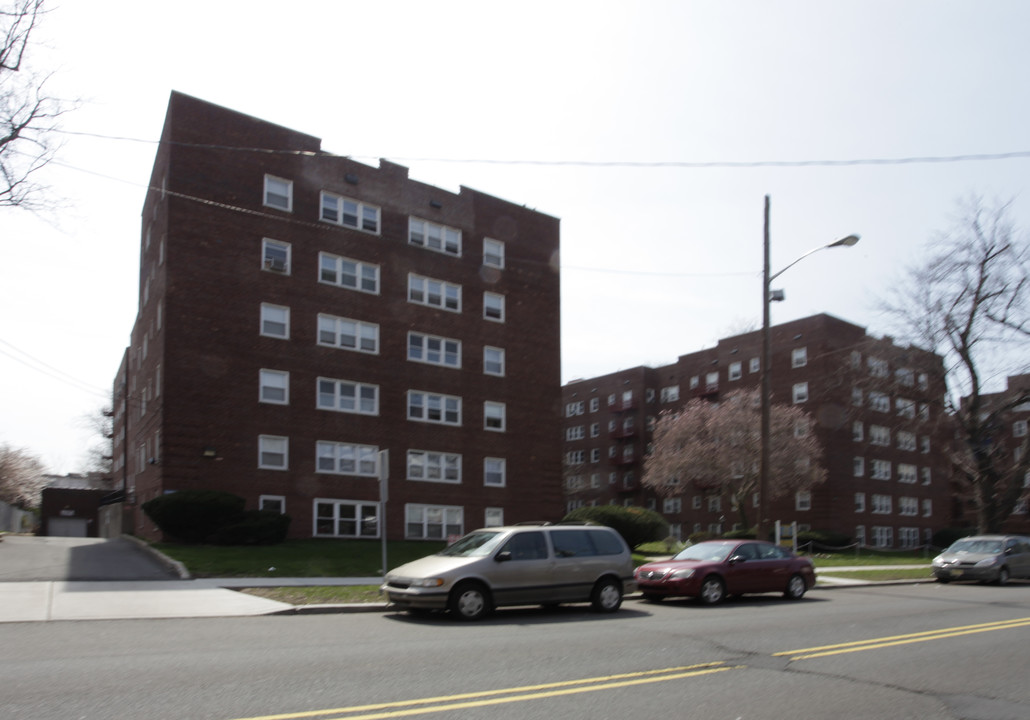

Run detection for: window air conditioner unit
[[265, 257, 287, 272]]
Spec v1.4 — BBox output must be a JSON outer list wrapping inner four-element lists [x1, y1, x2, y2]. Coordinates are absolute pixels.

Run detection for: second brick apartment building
[[562, 314, 953, 548], [112, 92, 563, 541]]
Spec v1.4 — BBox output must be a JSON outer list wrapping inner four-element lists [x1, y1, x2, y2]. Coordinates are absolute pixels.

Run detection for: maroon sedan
[[634, 540, 815, 605]]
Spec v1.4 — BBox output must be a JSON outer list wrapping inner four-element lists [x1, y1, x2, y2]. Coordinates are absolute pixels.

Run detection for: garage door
[[48, 517, 89, 537]]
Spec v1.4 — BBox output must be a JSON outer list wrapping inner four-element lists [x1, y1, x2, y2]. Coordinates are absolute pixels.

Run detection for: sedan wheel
[[698, 575, 726, 605], [449, 582, 491, 621], [783, 574, 807, 600], [591, 578, 623, 613]]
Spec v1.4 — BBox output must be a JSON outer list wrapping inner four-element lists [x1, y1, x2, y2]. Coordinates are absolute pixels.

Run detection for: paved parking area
[[0, 536, 179, 582]]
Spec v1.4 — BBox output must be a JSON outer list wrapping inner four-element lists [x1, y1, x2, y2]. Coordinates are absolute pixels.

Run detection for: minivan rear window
[[551, 528, 625, 557]]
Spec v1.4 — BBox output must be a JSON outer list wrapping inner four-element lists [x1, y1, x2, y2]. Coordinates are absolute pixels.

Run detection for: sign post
[[379, 450, 389, 577]]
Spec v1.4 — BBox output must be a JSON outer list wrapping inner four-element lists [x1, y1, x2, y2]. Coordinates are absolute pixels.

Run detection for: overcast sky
[[3, 0, 1030, 474]]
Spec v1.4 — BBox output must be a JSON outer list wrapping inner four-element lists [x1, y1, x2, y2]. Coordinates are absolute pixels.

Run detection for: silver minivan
[[382, 524, 636, 620], [932, 534, 1030, 584]]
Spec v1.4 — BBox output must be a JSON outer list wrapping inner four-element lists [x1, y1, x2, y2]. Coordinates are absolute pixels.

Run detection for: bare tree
[[77, 405, 113, 474], [0, 443, 47, 507], [1, 0, 64, 210], [642, 388, 826, 529], [880, 197, 1030, 533]]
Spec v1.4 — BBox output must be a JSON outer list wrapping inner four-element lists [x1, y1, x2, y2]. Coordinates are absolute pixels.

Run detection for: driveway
[[0, 536, 179, 581]]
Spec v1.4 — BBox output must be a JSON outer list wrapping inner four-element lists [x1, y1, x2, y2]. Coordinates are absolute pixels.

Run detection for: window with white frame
[[405, 504, 463, 540], [792, 347, 808, 368], [408, 332, 461, 368], [869, 391, 890, 413], [589, 397, 600, 412], [316, 441, 379, 476], [319, 252, 380, 293], [1015, 420, 1028, 438], [260, 495, 285, 514], [708, 496, 721, 512], [749, 357, 760, 373], [262, 238, 291, 273], [868, 356, 888, 378], [871, 459, 891, 480], [796, 490, 812, 511], [485, 508, 504, 527], [407, 450, 461, 483], [921, 467, 932, 485], [852, 421, 864, 442], [484, 401, 506, 431], [317, 377, 379, 415], [315, 500, 379, 538], [260, 303, 290, 339], [871, 494, 892, 514], [897, 431, 916, 451], [409, 218, 461, 256], [259, 369, 289, 404], [854, 492, 866, 513], [663, 497, 682, 514], [898, 527, 919, 548], [566, 401, 584, 417], [483, 292, 505, 322], [852, 387, 863, 406], [898, 463, 917, 484], [317, 314, 379, 353], [263, 175, 292, 211], [660, 385, 680, 403], [855, 525, 867, 545], [922, 499, 933, 517], [899, 496, 918, 516], [692, 496, 702, 510], [320, 191, 380, 233], [896, 368, 915, 386], [896, 398, 916, 419], [484, 346, 505, 376], [566, 426, 585, 441], [590, 448, 601, 463], [870, 425, 891, 446], [792, 382, 809, 404], [258, 435, 288, 469], [854, 456, 865, 477], [408, 391, 461, 425], [728, 362, 742, 381], [483, 238, 505, 268], [590, 423, 600, 437], [921, 436, 931, 454], [408, 274, 461, 311], [484, 457, 506, 486]]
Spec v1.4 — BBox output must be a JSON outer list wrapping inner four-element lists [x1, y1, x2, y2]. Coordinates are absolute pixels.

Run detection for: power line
[[0, 338, 111, 400]]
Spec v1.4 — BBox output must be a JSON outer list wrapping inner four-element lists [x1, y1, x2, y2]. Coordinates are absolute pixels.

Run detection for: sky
[[2, 0, 1030, 474]]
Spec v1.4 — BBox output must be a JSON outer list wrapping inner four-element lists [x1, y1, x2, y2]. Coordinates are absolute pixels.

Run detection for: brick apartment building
[[111, 92, 563, 541], [562, 314, 953, 548]]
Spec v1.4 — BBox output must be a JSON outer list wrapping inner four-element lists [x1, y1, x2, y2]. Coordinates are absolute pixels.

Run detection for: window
[[871, 459, 892, 480], [408, 274, 461, 312], [407, 450, 461, 483], [259, 369, 289, 404], [728, 362, 742, 381], [315, 500, 379, 538], [792, 347, 807, 368], [897, 431, 917, 451], [870, 425, 891, 446], [898, 463, 917, 484], [749, 357, 760, 373], [483, 238, 504, 268], [896, 398, 916, 419], [485, 508, 504, 527], [262, 238, 290, 273], [590, 423, 600, 437], [484, 402, 506, 431], [660, 385, 680, 403], [854, 492, 866, 513], [852, 387, 863, 407], [406, 504, 463, 540], [317, 314, 379, 353], [1015, 420, 1028, 438], [872, 494, 892, 515], [921, 436, 931, 454], [869, 391, 890, 413], [854, 456, 865, 477], [408, 332, 461, 368], [792, 382, 809, 404], [796, 491, 812, 511], [409, 218, 461, 256], [320, 191, 380, 233], [899, 527, 920, 548], [589, 397, 600, 412], [566, 426, 585, 441], [263, 175, 292, 211], [899, 497, 918, 516], [317, 378, 379, 415], [868, 356, 888, 378], [258, 435, 288, 469], [484, 292, 505, 322], [484, 457, 506, 486], [565, 401, 584, 417], [663, 497, 682, 514], [260, 495, 285, 514], [852, 421, 864, 442], [922, 499, 933, 517], [319, 252, 380, 293], [921, 467, 932, 485], [896, 368, 915, 387], [708, 496, 721, 512], [260, 303, 290, 339], [484, 346, 505, 376], [316, 441, 379, 476], [408, 391, 461, 425]]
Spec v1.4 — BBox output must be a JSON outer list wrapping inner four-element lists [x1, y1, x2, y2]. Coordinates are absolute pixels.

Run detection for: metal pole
[[758, 195, 771, 541]]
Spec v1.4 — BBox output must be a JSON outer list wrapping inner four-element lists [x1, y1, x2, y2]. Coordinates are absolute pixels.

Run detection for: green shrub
[[688, 530, 715, 544], [561, 505, 668, 549], [210, 510, 291, 545], [722, 528, 756, 540], [932, 527, 975, 549], [142, 490, 245, 544], [797, 530, 853, 551]]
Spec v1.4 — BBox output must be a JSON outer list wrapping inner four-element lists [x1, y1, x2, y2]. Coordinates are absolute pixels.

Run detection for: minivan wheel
[[997, 567, 1011, 586], [591, 578, 623, 613], [449, 581, 491, 621], [784, 574, 807, 600], [698, 575, 725, 605]]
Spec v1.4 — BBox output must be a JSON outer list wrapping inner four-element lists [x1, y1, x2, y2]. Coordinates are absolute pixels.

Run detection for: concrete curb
[[121, 534, 191, 579]]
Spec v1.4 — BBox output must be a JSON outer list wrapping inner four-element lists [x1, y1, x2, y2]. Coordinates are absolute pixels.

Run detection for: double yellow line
[[778, 616, 1030, 661]]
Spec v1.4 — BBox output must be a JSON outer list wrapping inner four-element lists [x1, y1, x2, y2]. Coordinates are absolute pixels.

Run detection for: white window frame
[[320, 191, 380, 234], [485, 507, 504, 527], [792, 382, 809, 404], [483, 292, 505, 322], [317, 314, 380, 354], [407, 391, 462, 426], [728, 362, 742, 381], [319, 252, 380, 294], [314, 499, 380, 538], [259, 369, 289, 405], [260, 303, 290, 339], [484, 457, 506, 487], [262, 238, 291, 274], [484, 346, 505, 376], [484, 401, 506, 432], [854, 492, 866, 513], [263, 174, 293, 211], [408, 274, 461, 312], [483, 238, 505, 268], [872, 494, 892, 515], [792, 347, 808, 368], [260, 495, 286, 514], [408, 332, 461, 368], [316, 441, 379, 476], [795, 490, 812, 511], [405, 504, 463, 540], [407, 450, 462, 483], [1014, 420, 1028, 438], [408, 217, 461, 256], [317, 378, 379, 415], [258, 435, 288, 470]]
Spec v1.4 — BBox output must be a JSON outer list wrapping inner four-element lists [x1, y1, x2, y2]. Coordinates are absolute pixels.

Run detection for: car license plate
[[949, 569, 964, 578]]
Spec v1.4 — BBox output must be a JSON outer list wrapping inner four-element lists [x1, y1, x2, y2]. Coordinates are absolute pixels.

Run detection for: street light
[[757, 195, 859, 540]]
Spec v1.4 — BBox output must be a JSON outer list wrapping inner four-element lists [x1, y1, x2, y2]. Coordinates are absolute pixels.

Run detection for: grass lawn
[[816, 568, 934, 583]]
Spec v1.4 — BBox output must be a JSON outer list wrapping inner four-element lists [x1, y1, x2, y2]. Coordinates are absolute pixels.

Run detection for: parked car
[[382, 524, 636, 620], [932, 535, 1030, 584], [634, 539, 815, 605]]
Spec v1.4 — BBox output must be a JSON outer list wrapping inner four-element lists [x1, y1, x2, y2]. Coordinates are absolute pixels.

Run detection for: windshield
[[947, 539, 1003, 555], [437, 531, 507, 558], [672, 543, 735, 563]]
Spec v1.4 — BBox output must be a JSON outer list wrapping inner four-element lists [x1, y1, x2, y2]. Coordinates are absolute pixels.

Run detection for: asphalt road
[[0, 536, 178, 581], [3, 581, 1029, 719]]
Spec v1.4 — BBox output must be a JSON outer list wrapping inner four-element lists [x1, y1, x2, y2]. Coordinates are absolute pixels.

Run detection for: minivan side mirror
[[495, 551, 513, 562]]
